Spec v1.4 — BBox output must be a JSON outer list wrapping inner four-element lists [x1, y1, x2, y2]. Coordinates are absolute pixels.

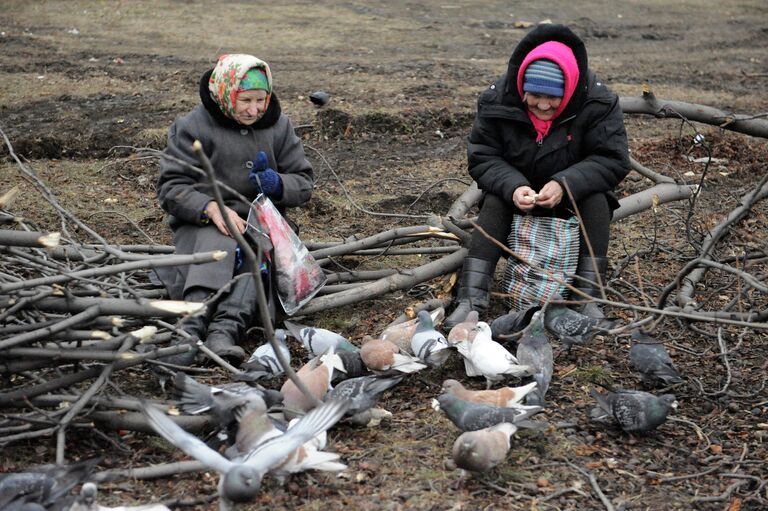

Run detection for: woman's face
[[523, 92, 563, 121], [234, 89, 268, 125]]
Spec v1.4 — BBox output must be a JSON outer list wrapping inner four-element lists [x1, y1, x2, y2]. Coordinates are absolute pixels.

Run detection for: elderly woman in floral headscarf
[[156, 54, 314, 365]]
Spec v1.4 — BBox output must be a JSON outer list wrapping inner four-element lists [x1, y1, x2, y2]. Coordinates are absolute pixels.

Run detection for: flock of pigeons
[[1, 298, 683, 510]]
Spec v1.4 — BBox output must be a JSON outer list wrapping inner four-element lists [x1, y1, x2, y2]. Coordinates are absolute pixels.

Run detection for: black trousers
[[468, 192, 612, 263]]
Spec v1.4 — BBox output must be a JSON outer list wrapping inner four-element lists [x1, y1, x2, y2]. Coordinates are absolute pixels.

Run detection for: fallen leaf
[[573, 444, 600, 456]]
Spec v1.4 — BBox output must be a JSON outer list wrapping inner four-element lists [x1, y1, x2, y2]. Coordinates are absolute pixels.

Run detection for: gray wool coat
[[155, 71, 314, 299]]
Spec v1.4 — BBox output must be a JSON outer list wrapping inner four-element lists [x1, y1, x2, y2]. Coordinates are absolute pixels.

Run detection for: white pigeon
[[141, 398, 350, 511], [410, 310, 452, 368], [467, 322, 531, 388]]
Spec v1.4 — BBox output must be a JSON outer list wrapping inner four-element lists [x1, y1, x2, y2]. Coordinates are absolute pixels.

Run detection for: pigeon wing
[[243, 398, 350, 470], [141, 402, 233, 474], [609, 392, 647, 431]]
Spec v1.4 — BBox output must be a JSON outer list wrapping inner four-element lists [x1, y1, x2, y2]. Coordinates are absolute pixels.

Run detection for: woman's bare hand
[[204, 201, 247, 237], [535, 180, 563, 209], [513, 186, 538, 212]]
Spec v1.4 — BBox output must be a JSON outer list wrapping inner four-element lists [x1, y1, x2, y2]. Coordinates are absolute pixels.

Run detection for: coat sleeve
[[156, 116, 214, 225], [272, 116, 314, 208], [467, 107, 531, 201], [550, 95, 630, 203]]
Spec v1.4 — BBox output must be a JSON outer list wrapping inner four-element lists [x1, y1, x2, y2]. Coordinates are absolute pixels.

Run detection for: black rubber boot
[[444, 257, 496, 328], [162, 288, 210, 367], [572, 256, 609, 320], [203, 277, 255, 366]]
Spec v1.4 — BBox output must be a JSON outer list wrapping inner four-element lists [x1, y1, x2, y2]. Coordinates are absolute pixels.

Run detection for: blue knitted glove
[[249, 151, 283, 198]]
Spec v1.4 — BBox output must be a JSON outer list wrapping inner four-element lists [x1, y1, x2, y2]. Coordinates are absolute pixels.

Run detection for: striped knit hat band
[[523, 59, 564, 97]]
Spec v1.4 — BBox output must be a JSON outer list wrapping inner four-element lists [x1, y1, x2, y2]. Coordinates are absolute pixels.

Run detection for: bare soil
[[1, 1, 767, 510]]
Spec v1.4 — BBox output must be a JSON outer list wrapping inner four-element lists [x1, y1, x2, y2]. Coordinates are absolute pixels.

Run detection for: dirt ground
[[1, 1, 768, 510]]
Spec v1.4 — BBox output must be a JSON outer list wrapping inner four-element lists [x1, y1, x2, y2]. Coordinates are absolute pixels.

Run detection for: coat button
[[245, 161, 254, 169], [240, 129, 248, 135], [490, 84, 496, 89]]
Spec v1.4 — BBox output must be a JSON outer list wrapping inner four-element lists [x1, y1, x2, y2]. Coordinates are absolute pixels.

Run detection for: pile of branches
[[1, 94, 767, 475]]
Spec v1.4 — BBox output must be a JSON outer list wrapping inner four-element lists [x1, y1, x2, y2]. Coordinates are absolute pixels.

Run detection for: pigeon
[[69, 482, 171, 510], [309, 90, 330, 107], [380, 308, 444, 353], [332, 350, 369, 382], [280, 347, 343, 415], [273, 418, 347, 478], [432, 393, 543, 432], [441, 379, 538, 408], [359, 336, 426, 374], [490, 306, 540, 341], [236, 330, 291, 381], [589, 388, 678, 433], [231, 409, 345, 484], [515, 311, 554, 405], [141, 397, 350, 509], [411, 310, 452, 368], [344, 407, 393, 428], [283, 320, 359, 356], [465, 322, 531, 388], [447, 310, 479, 346], [452, 423, 517, 472], [543, 300, 601, 349], [171, 373, 282, 433], [0, 458, 100, 511], [325, 374, 403, 418], [227, 397, 285, 457], [629, 331, 682, 386]]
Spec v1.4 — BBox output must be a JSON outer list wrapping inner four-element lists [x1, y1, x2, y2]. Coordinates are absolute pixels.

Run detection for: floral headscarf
[[208, 54, 273, 120]]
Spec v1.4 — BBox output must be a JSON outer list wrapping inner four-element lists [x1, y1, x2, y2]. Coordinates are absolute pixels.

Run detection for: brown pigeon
[[360, 336, 426, 374], [280, 348, 341, 414], [441, 379, 537, 408], [452, 422, 517, 472]]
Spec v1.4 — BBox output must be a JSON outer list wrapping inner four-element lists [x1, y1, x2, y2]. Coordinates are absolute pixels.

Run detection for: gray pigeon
[[515, 311, 554, 406], [283, 320, 359, 355], [432, 393, 543, 432], [452, 422, 517, 472], [141, 397, 350, 509], [543, 300, 601, 349], [332, 350, 369, 383], [0, 458, 100, 510], [171, 373, 283, 436], [629, 331, 682, 386], [411, 310, 452, 368], [325, 374, 403, 417], [236, 330, 291, 382], [490, 306, 540, 341], [590, 388, 677, 433]]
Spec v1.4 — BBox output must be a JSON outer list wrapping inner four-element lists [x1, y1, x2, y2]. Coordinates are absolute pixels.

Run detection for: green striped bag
[[502, 214, 580, 311]]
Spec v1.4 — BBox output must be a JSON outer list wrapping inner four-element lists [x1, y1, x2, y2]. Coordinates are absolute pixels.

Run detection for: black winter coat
[[468, 24, 629, 209]]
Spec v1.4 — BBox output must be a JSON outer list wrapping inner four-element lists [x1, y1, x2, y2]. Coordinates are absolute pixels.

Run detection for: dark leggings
[[468, 192, 612, 263]]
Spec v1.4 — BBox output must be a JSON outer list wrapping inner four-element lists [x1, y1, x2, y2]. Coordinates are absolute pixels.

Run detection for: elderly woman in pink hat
[[445, 24, 630, 328], [156, 54, 313, 365]]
